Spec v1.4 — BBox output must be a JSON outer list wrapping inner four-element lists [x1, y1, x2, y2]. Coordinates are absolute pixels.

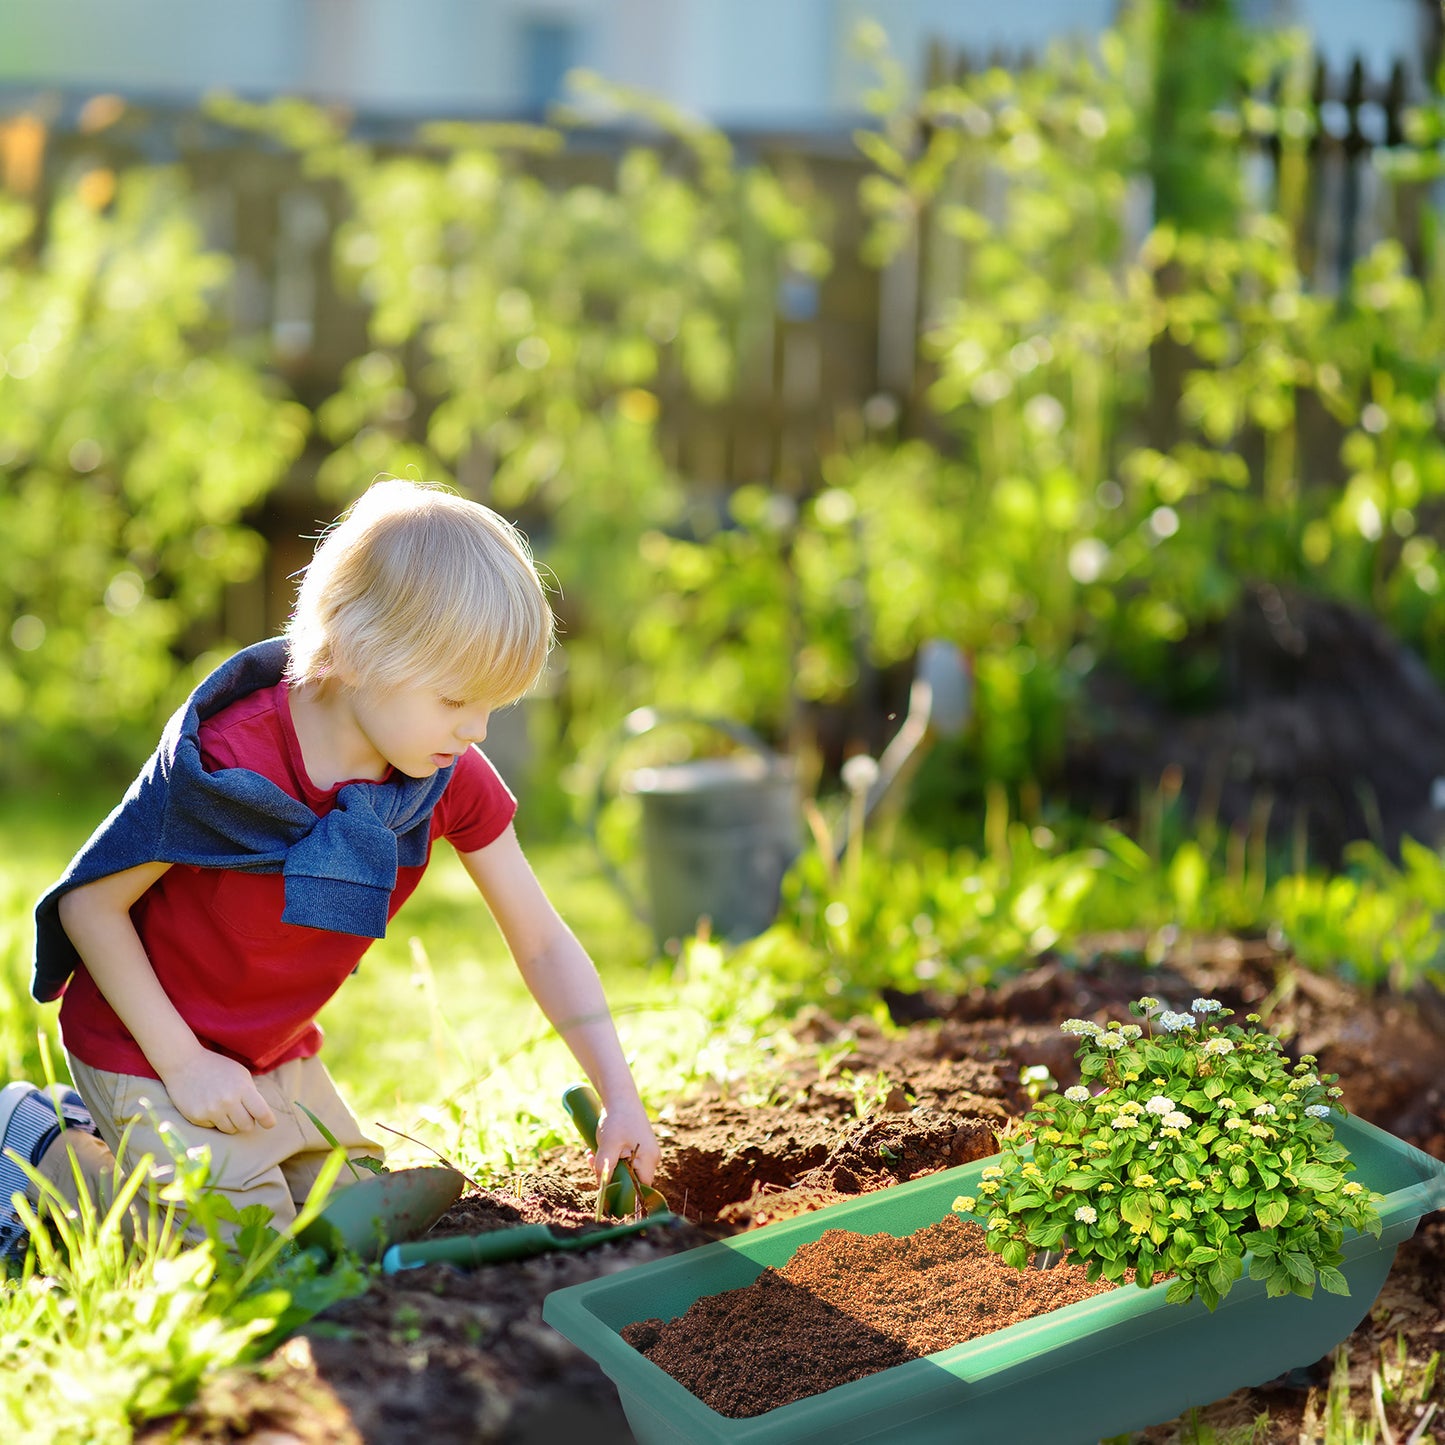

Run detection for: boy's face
[[347, 679, 492, 779]]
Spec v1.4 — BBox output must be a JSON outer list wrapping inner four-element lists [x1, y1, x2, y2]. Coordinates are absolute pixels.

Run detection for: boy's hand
[[162, 1049, 277, 1135], [593, 1097, 661, 1188]]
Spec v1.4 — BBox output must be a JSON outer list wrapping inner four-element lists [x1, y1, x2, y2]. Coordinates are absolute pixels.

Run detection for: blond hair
[[285, 479, 554, 706]]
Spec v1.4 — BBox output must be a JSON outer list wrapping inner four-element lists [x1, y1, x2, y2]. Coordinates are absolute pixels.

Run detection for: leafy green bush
[[1270, 837, 1445, 991], [0, 165, 306, 772], [590, 4, 1445, 790], [953, 997, 1382, 1309], [207, 84, 828, 748]]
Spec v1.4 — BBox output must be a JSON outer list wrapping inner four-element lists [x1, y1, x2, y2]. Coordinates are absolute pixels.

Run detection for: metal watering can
[[591, 642, 971, 951], [593, 709, 802, 950]]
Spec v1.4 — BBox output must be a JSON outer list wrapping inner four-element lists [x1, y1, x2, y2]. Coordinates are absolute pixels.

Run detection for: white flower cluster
[[1074, 1204, 1098, 1224], [1202, 1037, 1234, 1056], [1305, 1104, 1333, 1119], [1158, 1010, 1196, 1033], [1191, 997, 1223, 1014], [1063, 1085, 1091, 1103], [1144, 1095, 1175, 1115], [1061, 1018, 1101, 1037]]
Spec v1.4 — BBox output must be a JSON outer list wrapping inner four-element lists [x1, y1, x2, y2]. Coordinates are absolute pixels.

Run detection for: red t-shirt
[[59, 680, 517, 1078]]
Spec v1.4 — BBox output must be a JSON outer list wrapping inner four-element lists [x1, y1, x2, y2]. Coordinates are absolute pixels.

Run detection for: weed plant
[[693, 780, 1445, 1040], [0, 1090, 366, 1445]]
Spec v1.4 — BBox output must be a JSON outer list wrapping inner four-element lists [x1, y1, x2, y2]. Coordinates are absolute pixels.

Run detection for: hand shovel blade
[[297, 1165, 466, 1262]]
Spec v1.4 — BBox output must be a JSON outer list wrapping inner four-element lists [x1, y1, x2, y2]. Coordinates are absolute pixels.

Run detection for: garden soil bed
[[139, 935, 1445, 1444]]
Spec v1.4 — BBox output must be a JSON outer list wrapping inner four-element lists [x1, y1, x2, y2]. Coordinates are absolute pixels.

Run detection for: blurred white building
[[0, 0, 1433, 127]]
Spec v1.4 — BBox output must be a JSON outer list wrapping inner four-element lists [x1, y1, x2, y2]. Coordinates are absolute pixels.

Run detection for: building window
[[520, 19, 579, 113]]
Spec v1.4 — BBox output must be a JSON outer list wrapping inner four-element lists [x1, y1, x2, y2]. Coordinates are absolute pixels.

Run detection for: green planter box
[[543, 1113, 1445, 1445]]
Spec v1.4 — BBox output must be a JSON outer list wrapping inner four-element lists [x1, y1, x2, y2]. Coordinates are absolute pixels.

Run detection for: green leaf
[[1282, 1251, 1315, 1286], [1006, 1192, 1047, 1211], [1208, 1257, 1240, 1296], [1001, 1239, 1030, 1271], [1120, 1191, 1153, 1230], [1316, 1266, 1351, 1296], [1166, 1277, 1196, 1305], [1026, 1219, 1069, 1248], [1255, 1193, 1289, 1229], [1293, 1163, 1342, 1191]]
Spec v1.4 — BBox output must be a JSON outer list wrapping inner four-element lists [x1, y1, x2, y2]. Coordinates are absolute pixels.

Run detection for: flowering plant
[[952, 997, 1384, 1309]]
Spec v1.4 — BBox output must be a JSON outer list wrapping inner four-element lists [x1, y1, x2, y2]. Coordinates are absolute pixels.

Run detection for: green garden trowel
[[561, 1083, 669, 1220], [296, 1165, 466, 1263]]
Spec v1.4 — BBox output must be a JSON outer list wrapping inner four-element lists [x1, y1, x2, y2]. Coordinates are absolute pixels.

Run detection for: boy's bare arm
[[458, 826, 660, 1187], [57, 865, 276, 1135]]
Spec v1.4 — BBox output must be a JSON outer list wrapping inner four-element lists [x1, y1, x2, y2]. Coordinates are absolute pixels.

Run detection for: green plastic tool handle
[[380, 1211, 679, 1273], [562, 1082, 637, 1217], [382, 1224, 562, 1272]]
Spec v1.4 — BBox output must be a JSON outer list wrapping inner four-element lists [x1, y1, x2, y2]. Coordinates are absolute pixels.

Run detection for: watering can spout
[[834, 640, 972, 859], [916, 640, 972, 739]]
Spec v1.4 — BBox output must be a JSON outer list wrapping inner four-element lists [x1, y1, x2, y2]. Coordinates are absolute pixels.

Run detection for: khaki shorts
[[66, 1052, 383, 1232]]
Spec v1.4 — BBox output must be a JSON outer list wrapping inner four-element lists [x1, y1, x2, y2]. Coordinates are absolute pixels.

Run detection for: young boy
[[12, 479, 658, 1249]]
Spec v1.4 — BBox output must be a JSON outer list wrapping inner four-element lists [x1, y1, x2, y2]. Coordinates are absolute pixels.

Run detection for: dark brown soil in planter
[[622, 1215, 1119, 1417], [136, 939, 1445, 1444]]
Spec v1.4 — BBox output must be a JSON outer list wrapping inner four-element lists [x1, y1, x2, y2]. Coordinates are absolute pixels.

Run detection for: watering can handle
[[586, 708, 779, 929]]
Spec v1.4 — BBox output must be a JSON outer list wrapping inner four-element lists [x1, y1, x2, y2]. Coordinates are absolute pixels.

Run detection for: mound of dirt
[[1065, 581, 1445, 866], [139, 938, 1445, 1444]]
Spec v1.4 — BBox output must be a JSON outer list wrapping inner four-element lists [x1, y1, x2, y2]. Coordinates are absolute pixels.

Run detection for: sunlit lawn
[[0, 785, 717, 1181]]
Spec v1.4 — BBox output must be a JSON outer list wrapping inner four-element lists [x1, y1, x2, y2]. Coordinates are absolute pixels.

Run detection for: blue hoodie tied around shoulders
[[31, 638, 454, 1004]]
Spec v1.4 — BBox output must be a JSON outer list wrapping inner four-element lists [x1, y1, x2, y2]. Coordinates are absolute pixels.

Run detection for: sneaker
[[0, 1081, 100, 1265]]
